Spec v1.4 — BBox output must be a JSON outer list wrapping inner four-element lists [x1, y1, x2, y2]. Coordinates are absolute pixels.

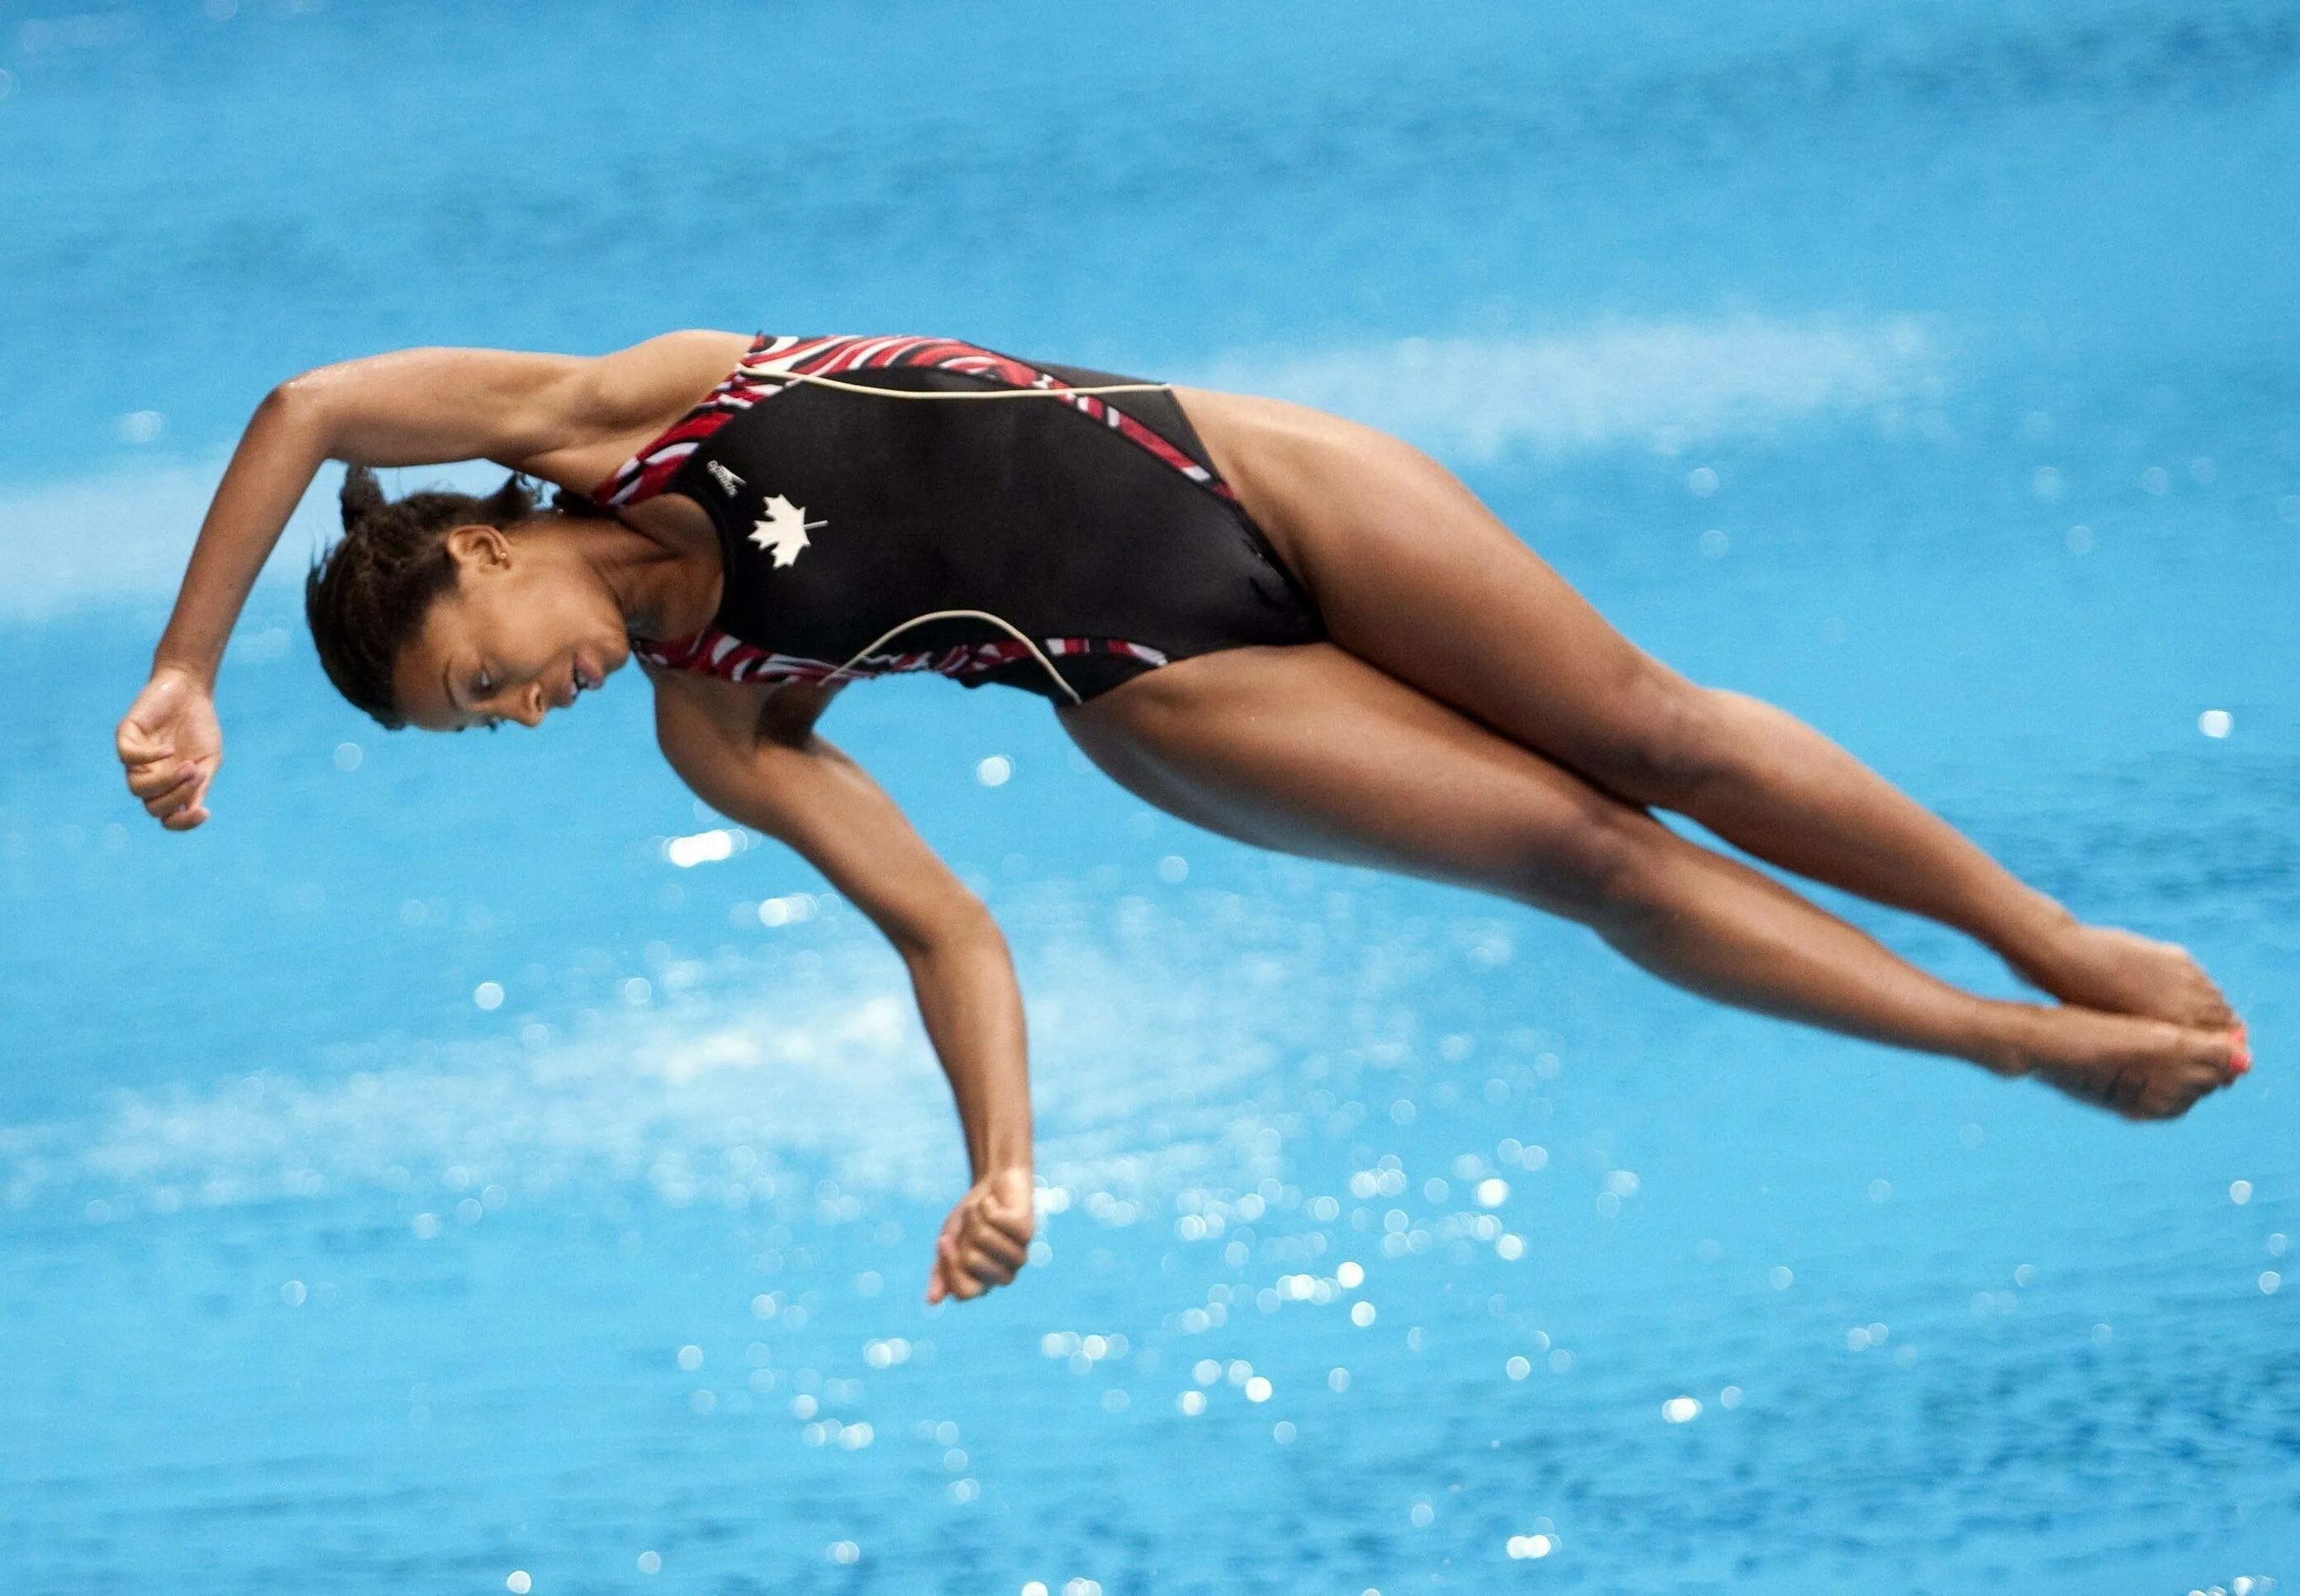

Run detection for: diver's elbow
[[256, 371, 333, 438], [891, 896, 1005, 964]]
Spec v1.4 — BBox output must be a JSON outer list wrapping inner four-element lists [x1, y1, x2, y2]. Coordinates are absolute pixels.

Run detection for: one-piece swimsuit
[[592, 334, 1323, 704]]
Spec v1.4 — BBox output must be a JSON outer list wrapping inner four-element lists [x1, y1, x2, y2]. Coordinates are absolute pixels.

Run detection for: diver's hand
[[926, 1166, 1035, 1304], [116, 667, 223, 830]]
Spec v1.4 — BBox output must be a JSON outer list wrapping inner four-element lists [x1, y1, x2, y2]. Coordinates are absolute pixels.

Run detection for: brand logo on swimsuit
[[706, 460, 745, 496], [750, 493, 828, 568]]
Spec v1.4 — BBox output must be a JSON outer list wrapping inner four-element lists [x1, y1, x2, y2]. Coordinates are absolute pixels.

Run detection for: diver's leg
[[1177, 389, 2231, 1031], [1062, 644, 2241, 1120]]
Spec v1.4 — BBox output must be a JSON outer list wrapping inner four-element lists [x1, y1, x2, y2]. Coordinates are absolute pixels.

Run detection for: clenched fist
[[116, 667, 223, 830], [927, 1166, 1034, 1304]]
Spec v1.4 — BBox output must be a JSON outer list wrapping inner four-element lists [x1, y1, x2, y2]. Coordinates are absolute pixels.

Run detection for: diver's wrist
[[972, 1135, 1033, 1181], [149, 653, 218, 692]]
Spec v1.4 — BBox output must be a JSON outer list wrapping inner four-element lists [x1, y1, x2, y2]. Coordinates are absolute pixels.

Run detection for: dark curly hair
[[304, 467, 606, 729]]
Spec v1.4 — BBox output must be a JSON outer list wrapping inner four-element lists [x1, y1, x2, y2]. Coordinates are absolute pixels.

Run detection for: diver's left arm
[[653, 674, 1037, 1304]]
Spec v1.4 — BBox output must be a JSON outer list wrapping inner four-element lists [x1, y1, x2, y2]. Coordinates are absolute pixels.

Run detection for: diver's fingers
[[117, 734, 178, 770], [958, 1243, 1017, 1287], [938, 1234, 986, 1300], [975, 1172, 1034, 1225], [126, 760, 197, 800], [161, 803, 210, 832], [114, 715, 175, 762], [979, 1203, 1034, 1251], [963, 1219, 1028, 1271], [140, 770, 203, 817]]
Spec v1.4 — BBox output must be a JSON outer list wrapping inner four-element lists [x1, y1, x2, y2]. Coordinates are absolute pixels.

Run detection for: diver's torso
[[632, 344, 1318, 701]]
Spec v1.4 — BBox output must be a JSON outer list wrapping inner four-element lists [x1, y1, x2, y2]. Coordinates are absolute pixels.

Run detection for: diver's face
[[390, 520, 630, 733]]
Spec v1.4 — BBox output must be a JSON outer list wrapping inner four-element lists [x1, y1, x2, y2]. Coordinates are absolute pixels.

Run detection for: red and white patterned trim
[[590, 333, 1232, 508], [633, 627, 1167, 689]]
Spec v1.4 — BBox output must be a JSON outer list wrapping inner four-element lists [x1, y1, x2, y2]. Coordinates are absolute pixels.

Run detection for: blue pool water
[[3, 2, 2298, 1590]]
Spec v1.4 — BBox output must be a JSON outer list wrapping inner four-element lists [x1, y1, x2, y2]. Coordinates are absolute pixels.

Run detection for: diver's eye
[[477, 671, 495, 693]]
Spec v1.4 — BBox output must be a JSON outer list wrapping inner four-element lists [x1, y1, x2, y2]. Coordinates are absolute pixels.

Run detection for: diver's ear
[[441, 522, 515, 572]]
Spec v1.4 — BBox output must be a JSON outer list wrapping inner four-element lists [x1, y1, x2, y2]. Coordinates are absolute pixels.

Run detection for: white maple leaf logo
[[749, 494, 826, 568]]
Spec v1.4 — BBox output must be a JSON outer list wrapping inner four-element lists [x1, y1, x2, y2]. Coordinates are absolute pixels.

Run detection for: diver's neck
[[583, 518, 721, 642]]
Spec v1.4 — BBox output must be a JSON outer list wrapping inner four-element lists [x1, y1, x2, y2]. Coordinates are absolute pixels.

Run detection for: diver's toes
[[2185, 986, 2236, 1030]]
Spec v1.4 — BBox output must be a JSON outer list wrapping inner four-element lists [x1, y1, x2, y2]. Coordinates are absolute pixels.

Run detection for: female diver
[[115, 330, 2250, 1305]]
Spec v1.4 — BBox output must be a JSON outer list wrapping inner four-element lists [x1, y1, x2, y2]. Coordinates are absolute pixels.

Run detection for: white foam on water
[[0, 458, 508, 622], [1192, 314, 1950, 461], [0, 317, 1947, 618], [1, 925, 1318, 1214]]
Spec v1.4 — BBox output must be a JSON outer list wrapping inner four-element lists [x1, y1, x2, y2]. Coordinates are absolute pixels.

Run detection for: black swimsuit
[[596, 335, 1323, 704]]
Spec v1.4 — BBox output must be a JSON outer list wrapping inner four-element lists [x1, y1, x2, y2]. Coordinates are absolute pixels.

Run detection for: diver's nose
[[512, 686, 546, 729]]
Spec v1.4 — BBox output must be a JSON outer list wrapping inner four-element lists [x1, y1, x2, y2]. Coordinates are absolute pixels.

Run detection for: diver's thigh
[[1271, 425, 1695, 768], [1060, 644, 1651, 908]]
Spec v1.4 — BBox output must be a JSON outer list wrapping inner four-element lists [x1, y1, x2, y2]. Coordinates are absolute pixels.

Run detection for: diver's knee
[[1581, 674, 1736, 809], [1514, 803, 1670, 924]]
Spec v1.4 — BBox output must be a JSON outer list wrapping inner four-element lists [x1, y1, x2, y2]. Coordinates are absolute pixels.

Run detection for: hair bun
[[339, 463, 387, 530], [485, 475, 533, 517]]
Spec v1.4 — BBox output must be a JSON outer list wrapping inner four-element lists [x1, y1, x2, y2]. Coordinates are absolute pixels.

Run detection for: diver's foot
[[1994, 1005, 2245, 1121], [2012, 922, 2235, 1029]]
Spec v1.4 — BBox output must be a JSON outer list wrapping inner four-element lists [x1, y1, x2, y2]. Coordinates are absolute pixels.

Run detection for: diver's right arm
[[117, 332, 752, 829], [148, 349, 602, 693], [118, 349, 592, 829]]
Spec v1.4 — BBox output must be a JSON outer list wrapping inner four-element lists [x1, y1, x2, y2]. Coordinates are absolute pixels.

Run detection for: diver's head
[[305, 466, 631, 733]]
